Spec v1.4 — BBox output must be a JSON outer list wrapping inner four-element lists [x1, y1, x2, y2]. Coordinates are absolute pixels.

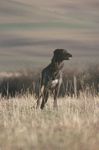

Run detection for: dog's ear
[[52, 49, 62, 62], [54, 49, 68, 56], [54, 49, 61, 56]]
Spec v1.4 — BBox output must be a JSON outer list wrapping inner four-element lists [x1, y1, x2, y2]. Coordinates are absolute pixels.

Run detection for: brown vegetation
[[0, 94, 99, 150], [0, 64, 98, 98], [0, 65, 99, 150]]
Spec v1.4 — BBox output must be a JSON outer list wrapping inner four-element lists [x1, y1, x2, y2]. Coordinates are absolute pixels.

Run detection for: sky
[[0, 0, 99, 71]]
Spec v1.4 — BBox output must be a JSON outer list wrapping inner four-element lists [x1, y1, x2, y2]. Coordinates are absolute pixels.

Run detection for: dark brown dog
[[36, 49, 72, 109]]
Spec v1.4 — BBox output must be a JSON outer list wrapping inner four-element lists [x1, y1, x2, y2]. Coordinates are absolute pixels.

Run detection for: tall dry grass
[[0, 93, 99, 150]]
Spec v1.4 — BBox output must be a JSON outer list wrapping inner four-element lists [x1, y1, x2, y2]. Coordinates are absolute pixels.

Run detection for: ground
[[0, 93, 99, 150]]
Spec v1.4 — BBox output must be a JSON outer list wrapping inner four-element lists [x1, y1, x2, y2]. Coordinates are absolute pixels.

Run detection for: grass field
[[0, 93, 99, 150], [0, 0, 99, 149]]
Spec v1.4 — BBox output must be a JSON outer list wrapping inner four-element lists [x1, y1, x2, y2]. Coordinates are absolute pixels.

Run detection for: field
[[0, 93, 99, 150], [0, 0, 99, 149], [0, 66, 99, 150]]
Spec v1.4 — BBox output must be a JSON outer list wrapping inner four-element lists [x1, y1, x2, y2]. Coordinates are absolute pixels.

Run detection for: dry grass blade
[[0, 94, 99, 150]]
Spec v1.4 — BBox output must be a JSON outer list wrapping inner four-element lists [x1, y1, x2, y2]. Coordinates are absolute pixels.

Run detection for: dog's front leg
[[53, 79, 62, 109], [53, 84, 60, 109]]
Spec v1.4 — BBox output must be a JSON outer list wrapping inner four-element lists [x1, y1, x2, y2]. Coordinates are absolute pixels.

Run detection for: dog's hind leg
[[36, 84, 45, 109], [36, 94, 41, 109], [40, 88, 49, 109]]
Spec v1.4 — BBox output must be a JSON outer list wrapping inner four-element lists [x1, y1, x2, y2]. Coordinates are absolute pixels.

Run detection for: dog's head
[[53, 49, 72, 61]]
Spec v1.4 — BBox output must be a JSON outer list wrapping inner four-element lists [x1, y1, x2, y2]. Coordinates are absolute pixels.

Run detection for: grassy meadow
[[0, 65, 99, 150], [0, 93, 99, 150], [0, 0, 99, 149]]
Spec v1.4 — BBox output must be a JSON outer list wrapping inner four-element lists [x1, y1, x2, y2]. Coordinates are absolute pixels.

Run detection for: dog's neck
[[51, 58, 64, 71]]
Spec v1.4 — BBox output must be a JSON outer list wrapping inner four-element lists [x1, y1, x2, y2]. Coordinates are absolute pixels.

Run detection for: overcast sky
[[0, 0, 99, 71]]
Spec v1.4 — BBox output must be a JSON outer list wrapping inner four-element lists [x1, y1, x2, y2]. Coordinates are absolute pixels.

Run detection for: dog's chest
[[43, 63, 62, 88], [50, 79, 59, 88], [48, 69, 62, 87]]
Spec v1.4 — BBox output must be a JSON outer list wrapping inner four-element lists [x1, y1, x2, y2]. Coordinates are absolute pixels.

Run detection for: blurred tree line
[[0, 64, 99, 98]]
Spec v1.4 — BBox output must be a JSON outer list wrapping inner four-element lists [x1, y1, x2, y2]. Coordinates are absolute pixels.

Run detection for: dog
[[36, 49, 72, 109]]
